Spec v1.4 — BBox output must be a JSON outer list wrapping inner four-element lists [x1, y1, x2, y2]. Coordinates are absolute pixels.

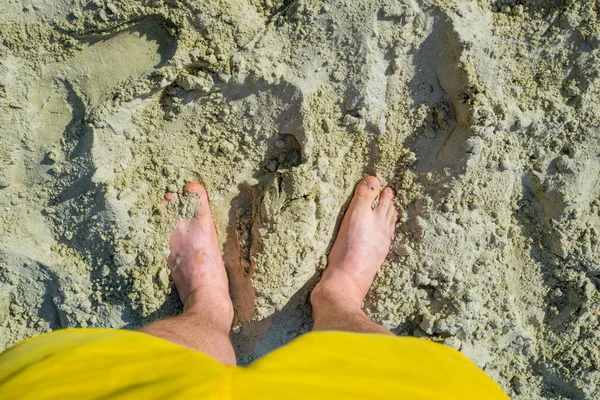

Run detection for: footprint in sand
[[0, 21, 176, 351]]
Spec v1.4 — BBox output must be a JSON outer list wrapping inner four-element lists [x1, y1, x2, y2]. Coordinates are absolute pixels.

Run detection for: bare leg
[[311, 176, 399, 335], [139, 183, 236, 366]]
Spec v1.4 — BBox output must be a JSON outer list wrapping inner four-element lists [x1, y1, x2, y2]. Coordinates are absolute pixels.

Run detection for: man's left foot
[[311, 176, 398, 309]]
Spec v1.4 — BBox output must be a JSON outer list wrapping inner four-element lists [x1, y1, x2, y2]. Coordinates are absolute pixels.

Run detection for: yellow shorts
[[0, 328, 507, 399]]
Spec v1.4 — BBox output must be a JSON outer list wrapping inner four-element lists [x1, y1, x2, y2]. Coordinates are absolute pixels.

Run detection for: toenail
[[184, 182, 203, 195], [362, 177, 380, 190]]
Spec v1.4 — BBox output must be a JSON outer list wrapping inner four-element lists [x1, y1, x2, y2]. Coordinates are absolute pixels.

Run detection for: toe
[[184, 182, 204, 195], [160, 192, 179, 214], [352, 176, 381, 206], [386, 200, 397, 217], [389, 208, 399, 226], [377, 187, 395, 212], [184, 182, 210, 217], [164, 192, 179, 202]]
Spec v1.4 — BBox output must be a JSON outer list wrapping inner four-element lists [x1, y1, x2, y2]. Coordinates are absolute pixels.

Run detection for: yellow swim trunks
[[0, 328, 507, 399]]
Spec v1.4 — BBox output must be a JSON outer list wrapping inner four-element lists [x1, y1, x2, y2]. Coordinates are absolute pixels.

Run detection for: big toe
[[352, 176, 381, 206], [184, 182, 205, 195], [184, 182, 210, 217]]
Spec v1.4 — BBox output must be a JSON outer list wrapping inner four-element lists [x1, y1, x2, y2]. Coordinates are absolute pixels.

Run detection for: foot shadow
[[231, 274, 319, 365]]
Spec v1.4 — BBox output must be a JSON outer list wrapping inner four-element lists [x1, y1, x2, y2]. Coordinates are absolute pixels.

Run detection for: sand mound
[[1, 0, 599, 398]]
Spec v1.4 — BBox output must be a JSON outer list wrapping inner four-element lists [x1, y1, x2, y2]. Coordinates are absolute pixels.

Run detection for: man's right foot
[[166, 182, 233, 318], [311, 176, 398, 309]]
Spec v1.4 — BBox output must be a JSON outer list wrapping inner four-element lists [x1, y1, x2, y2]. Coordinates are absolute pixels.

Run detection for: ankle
[[184, 286, 234, 330], [310, 282, 369, 332], [310, 275, 364, 314]]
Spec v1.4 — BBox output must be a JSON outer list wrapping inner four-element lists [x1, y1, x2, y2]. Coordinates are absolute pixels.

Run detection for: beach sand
[[0, 0, 599, 397]]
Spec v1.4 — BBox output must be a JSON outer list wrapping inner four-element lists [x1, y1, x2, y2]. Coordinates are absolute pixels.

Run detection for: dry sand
[[1, 0, 599, 398]]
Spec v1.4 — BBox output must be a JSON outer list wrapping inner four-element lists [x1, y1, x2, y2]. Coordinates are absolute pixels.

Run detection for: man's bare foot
[[138, 183, 235, 363], [167, 182, 233, 317], [311, 176, 398, 309]]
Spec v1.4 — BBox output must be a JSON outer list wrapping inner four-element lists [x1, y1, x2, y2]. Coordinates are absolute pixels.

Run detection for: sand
[[1, 0, 599, 397]]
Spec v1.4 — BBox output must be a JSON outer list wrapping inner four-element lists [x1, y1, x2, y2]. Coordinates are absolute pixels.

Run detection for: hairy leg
[[311, 176, 398, 335], [139, 183, 236, 366]]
